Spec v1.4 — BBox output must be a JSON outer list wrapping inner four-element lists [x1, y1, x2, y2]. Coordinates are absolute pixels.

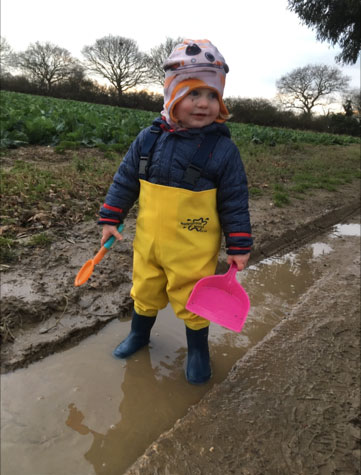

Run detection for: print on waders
[[181, 217, 209, 232]]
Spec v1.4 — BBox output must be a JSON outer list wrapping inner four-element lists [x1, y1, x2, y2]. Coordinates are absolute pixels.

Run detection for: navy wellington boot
[[185, 326, 211, 384], [113, 311, 156, 359]]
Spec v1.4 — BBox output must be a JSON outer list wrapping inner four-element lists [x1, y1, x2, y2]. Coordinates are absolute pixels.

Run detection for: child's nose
[[197, 95, 209, 107]]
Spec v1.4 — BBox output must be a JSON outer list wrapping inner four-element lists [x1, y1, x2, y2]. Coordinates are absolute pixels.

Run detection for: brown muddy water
[[1, 221, 360, 475]]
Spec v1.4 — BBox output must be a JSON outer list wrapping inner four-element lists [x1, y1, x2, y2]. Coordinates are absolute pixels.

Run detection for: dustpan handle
[[226, 262, 238, 284]]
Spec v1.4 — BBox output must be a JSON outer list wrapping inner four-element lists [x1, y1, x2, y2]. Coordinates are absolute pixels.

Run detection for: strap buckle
[[183, 164, 202, 185], [139, 156, 149, 175], [138, 124, 162, 178]]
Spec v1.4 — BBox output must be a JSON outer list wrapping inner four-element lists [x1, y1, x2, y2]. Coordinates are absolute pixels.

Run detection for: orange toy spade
[[74, 224, 124, 287]]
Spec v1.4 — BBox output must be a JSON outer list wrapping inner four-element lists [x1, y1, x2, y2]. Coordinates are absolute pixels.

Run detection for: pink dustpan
[[186, 262, 250, 332]]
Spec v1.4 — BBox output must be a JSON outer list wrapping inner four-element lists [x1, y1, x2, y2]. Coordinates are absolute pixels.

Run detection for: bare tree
[[0, 37, 16, 75], [82, 36, 148, 102], [15, 41, 80, 92], [276, 64, 350, 115], [147, 37, 183, 86]]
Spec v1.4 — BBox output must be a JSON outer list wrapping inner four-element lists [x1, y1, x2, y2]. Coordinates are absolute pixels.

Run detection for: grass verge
[[241, 143, 360, 206], [0, 150, 120, 262]]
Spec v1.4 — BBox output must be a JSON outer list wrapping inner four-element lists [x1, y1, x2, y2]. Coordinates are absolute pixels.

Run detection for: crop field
[[0, 91, 156, 152], [1, 90, 359, 150]]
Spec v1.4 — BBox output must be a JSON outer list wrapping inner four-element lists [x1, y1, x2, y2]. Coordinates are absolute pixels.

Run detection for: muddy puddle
[[1, 221, 360, 475]]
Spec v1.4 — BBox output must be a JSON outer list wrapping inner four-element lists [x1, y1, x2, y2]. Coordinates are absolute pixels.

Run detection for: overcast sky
[[1, 0, 360, 101]]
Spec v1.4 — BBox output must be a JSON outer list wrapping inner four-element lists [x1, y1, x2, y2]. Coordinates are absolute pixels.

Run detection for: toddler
[[99, 39, 252, 384]]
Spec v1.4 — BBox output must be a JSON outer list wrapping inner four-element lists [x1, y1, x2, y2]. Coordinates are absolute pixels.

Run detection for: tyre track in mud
[[1, 181, 360, 374]]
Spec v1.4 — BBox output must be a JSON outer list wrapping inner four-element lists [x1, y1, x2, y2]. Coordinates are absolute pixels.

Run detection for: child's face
[[173, 88, 220, 128]]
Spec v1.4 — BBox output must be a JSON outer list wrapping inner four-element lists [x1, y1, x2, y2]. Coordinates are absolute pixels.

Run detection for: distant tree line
[[0, 34, 359, 136], [225, 96, 360, 136], [0, 70, 164, 110]]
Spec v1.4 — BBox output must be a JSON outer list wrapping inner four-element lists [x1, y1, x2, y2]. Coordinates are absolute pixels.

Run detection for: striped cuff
[[103, 203, 123, 214]]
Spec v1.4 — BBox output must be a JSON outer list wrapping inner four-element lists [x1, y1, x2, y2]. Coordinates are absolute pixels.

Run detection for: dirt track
[[1, 168, 360, 474], [125, 219, 360, 475]]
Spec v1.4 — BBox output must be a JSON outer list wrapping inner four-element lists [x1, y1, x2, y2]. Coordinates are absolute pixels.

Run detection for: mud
[[2, 219, 360, 475], [1, 145, 360, 474], [126, 223, 360, 475]]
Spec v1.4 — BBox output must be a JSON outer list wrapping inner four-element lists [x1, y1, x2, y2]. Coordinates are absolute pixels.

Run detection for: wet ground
[[1, 217, 360, 475], [126, 218, 360, 475], [1, 167, 360, 474]]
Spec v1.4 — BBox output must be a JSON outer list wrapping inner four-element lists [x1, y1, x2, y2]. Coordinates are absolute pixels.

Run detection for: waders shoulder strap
[[138, 122, 162, 179], [139, 122, 221, 187], [181, 134, 220, 187]]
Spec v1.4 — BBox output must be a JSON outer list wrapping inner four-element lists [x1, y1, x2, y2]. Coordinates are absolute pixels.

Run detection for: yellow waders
[[131, 179, 221, 330]]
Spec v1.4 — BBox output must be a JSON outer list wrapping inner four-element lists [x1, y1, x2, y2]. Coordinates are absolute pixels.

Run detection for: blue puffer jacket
[[99, 117, 252, 254]]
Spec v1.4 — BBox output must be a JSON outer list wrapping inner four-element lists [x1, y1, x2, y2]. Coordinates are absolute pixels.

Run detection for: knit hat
[[161, 39, 229, 127]]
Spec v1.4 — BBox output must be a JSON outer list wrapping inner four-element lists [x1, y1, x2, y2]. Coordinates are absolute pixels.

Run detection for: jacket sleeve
[[216, 140, 253, 255], [98, 130, 144, 226]]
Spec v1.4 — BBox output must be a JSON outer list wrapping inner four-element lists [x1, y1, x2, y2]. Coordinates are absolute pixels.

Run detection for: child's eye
[[210, 92, 218, 99], [189, 90, 200, 97]]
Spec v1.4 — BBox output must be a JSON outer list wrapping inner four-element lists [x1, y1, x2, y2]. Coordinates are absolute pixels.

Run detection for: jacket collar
[[155, 116, 231, 138]]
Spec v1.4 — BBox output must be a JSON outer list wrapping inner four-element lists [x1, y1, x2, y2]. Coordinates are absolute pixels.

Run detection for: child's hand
[[227, 253, 250, 271], [101, 224, 123, 247]]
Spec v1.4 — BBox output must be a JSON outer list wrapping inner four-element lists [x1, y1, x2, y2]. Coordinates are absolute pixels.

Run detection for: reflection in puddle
[[1, 223, 358, 475], [310, 242, 333, 258], [1, 317, 205, 475], [332, 223, 360, 237]]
